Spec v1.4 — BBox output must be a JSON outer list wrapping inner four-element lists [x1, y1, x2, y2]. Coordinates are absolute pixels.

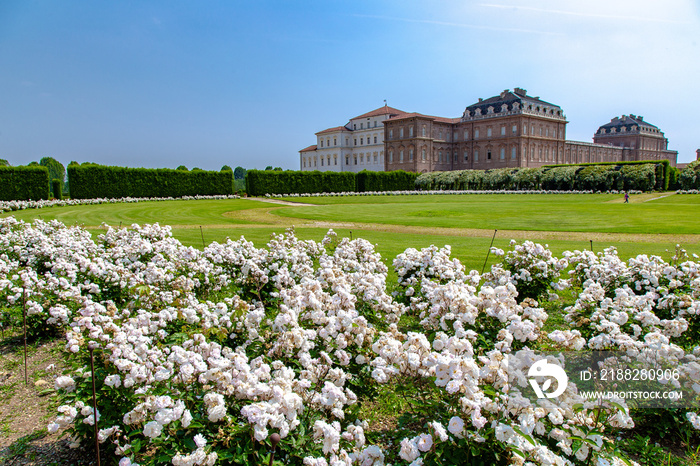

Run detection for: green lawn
[[2, 194, 698, 272], [1, 198, 270, 227], [272, 193, 700, 234], [173, 226, 686, 272]]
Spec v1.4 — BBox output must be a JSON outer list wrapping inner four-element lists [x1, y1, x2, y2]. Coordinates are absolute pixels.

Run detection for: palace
[[299, 106, 406, 172], [300, 88, 678, 172]]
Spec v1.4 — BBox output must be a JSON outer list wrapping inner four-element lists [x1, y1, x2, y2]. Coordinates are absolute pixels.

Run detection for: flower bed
[[1, 217, 699, 465]]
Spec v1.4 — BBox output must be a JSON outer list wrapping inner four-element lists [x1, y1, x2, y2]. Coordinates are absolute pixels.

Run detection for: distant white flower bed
[[0, 194, 240, 213], [268, 189, 644, 198]]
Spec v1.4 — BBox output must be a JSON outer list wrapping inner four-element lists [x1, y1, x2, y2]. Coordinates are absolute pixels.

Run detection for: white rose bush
[[1, 215, 700, 465]]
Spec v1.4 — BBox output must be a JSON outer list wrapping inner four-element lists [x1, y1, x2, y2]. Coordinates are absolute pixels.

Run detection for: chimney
[[478, 98, 483, 102], [630, 114, 636, 119], [500, 89, 508, 98], [696, 149, 700, 161], [513, 87, 527, 96], [638, 116, 643, 120]]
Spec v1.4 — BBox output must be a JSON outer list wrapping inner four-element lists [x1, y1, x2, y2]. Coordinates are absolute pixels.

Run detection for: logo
[[528, 358, 568, 399]]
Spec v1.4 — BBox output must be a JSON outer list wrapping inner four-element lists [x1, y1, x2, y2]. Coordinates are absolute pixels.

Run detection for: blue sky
[[1, 0, 699, 170]]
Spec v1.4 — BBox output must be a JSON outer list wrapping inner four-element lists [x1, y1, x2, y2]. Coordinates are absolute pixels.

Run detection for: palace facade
[[300, 88, 678, 173], [299, 106, 406, 172]]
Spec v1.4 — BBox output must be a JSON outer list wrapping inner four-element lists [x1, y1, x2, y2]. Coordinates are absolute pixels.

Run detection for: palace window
[[409, 148, 414, 161], [409, 126, 414, 137], [400, 150, 404, 162], [512, 125, 517, 134], [487, 150, 492, 160], [464, 151, 468, 161], [400, 128, 404, 138], [501, 126, 506, 136], [374, 136, 377, 144], [464, 129, 469, 140], [475, 129, 480, 139], [422, 148, 426, 161], [320, 140, 323, 148], [500, 148, 505, 159], [511, 147, 516, 159], [389, 129, 393, 139], [487, 128, 492, 137], [475, 150, 479, 161]]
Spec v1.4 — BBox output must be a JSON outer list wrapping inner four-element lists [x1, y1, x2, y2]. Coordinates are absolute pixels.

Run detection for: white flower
[[399, 437, 420, 462], [194, 433, 207, 448], [416, 433, 433, 452], [104, 374, 121, 388], [448, 416, 464, 437], [143, 421, 162, 439]]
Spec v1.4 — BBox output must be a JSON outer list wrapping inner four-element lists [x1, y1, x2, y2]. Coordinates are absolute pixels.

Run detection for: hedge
[[541, 160, 670, 191], [356, 170, 418, 192], [67, 164, 233, 199], [680, 161, 700, 190], [0, 166, 50, 200], [417, 161, 670, 192], [245, 170, 356, 196]]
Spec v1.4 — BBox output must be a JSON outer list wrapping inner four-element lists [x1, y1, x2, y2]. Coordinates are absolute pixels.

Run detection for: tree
[[265, 166, 273, 171], [273, 167, 282, 171], [176, 165, 188, 171], [39, 157, 65, 198], [0, 159, 9, 167], [234, 166, 247, 180], [221, 165, 232, 172]]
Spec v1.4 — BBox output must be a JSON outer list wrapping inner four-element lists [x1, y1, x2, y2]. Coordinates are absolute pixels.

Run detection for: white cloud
[[351, 13, 562, 36], [478, 3, 692, 24]]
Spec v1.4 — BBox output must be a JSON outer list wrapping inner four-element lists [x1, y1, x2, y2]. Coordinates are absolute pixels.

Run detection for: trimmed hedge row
[[416, 161, 670, 192], [680, 161, 700, 190], [0, 166, 50, 200], [355, 170, 418, 192], [245, 170, 420, 196], [67, 164, 233, 199], [246, 170, 355, 196]]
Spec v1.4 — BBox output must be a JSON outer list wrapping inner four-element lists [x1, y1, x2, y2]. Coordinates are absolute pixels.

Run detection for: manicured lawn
[[272, 193, 700, 234], [2, 194, 698, 272], [173, 226, 686, 272], [1, 198, 270, 227]]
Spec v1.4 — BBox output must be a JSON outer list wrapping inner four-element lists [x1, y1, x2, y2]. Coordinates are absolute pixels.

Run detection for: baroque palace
[[299, 88, 678, 173]]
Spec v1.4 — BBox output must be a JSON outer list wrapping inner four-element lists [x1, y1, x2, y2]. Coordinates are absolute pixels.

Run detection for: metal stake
[[349, 230, 352, 240], [22, 287, 28, 386], [590, 240, 593, 252], [268, 433, 280, 466], [89, 343, 101, 466], [481, 229, 498, 275], [200, 226, 206, 248]]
